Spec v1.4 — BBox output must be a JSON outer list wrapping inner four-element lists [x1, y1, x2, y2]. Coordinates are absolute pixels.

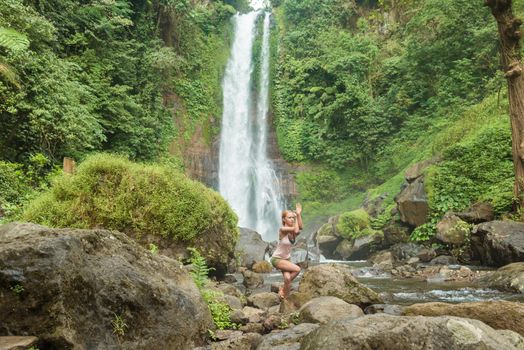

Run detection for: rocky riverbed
[[1, 222, 523, 350]]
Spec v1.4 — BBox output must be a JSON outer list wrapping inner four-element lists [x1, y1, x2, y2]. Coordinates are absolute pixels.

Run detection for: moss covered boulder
[[23, 153, 239, 274]]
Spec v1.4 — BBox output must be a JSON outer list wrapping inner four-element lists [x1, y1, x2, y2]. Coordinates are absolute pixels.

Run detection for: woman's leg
[[275, 259, 301, 298]]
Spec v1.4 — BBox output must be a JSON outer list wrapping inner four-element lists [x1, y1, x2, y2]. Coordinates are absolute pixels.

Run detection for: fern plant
[[0, 27, 29, 88], [187, 247, 214, 289], [0, 27, 29, 52], [187, 248, 236, 330]]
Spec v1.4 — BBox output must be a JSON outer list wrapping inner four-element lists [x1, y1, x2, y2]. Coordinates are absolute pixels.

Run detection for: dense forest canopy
[[1, 0, 524, 238]]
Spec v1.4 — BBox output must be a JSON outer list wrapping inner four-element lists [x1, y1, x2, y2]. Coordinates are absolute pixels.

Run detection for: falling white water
[[219, 9, 284, 240]]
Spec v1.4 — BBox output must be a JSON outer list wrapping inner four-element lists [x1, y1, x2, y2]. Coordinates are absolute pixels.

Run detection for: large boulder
[[390, 242, 424, 262], [298, 264, 382, 308], [315, 221, 341, 259], [436, 214, 469, 245], [455, 202, 495, 224], [300, 314, 524, 350], [479, 262, 524, 293], [298, 296, 364, 324], [247, 292, 281, 310], [395, 177, 429, 227], [380, 221, 410, 248], [21, 154, 239, 278], [470, 220, 524, 266], [236, 228, 269, 269], [0, 222, 213, 349], [402, 301, 524, 336]]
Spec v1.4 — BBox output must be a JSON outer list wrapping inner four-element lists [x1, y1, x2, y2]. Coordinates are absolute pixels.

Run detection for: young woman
[[270, 203, 303, 299]]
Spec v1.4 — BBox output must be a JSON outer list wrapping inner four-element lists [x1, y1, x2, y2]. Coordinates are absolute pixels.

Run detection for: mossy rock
[[23, 153, 239, 273], [336, 209, 370, 239]]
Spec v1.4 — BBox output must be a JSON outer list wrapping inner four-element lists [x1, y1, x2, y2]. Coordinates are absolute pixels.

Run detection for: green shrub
[[188, 248, 236, 330], [336, 208, 370, 239], [296, 168, 348, 203], [0, 161, 30, 206], [23, 153, 238, 243]]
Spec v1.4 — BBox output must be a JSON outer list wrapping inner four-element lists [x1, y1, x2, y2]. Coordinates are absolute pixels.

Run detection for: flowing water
[[236, 260, 524, 305], [219, 6, 284, 241]]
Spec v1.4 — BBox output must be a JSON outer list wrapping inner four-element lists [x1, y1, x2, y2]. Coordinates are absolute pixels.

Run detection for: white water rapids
[[218, 7, 284, 241]]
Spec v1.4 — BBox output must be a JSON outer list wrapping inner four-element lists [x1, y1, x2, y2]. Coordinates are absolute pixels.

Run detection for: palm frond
[[0, 27, 29, 52]]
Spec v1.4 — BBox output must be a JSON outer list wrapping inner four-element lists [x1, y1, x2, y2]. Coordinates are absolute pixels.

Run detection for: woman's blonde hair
[[281, 210, 294, 224]]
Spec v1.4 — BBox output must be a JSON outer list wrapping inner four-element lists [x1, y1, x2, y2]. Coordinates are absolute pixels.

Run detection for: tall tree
[[486, 0, 524, 207]]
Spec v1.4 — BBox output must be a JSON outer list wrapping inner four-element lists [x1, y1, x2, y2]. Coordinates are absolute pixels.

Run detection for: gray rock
[[298, 296, 364, 324], [436, 214, 469, 245], [242, 269, 264, 289], [364, 304, 405, 315], [236, 228, 269, 268], [300, 314, 524, 350], [402, 301, 524, 337], [395, 177, 429, 227], [471, 220, 524, 266], [256, 323, 319, 350], [247, 292, 281, 310], [298, 264, 382, 308], [315, 222, 342, 259], [230, 309, 249, 325], [0, 222, 212, 349], [390, 242, 424, 261], [209, 332, 262, 350], [405, 159, 437, 183], [480, 262, 524, 293], [429, 255, 458, 266], [242, 306, 266, 323], [455, 202, 495, 224]]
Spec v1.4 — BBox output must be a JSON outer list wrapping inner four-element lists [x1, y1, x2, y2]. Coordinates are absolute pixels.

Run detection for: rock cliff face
[[180, 113, 298, 203]]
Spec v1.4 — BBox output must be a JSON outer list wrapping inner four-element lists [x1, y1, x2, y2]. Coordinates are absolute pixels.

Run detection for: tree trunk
[[486, 0, 524, 207]]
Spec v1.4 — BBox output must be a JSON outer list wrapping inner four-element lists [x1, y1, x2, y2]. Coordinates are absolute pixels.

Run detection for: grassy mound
[[23, 153, 239, 246]]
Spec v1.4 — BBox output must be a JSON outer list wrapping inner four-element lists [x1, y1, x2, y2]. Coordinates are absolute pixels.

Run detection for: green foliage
[[336, 208, 372, 239], [188, 247, 214, 289], [148, 243, 159, 255], [274, 0, 499, 177], [409, 99, 513, 241], [112, 313, 127, 337], [427, 124, 513, 216], [23, 153, 239, 242], [11, 283, 24, 295], [0, 0, 236, 164], [0, 27, 29, 52], [0, 161, 31, 207], [410, 221, 436, 242], [187, 248, 236, 330], [202, 289, 237, 330], [296, 168, 348, 202], [0, 155, 58, 222]]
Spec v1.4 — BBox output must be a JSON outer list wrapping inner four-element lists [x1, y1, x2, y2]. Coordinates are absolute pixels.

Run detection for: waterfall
[[218, 8, 284, 241]]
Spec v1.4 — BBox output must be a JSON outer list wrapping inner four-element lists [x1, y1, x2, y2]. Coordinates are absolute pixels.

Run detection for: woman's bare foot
[[278, 287, 285, 299]]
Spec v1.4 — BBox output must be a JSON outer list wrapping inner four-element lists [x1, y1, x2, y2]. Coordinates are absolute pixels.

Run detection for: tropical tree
[[485, 0, 524, 207]]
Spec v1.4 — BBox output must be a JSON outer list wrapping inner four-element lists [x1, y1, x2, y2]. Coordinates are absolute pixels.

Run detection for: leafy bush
[[0, 161, 30, 207], [336, 208, 371, 239], [23, 153, 238, 243], [296, 168, 348, 202]]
